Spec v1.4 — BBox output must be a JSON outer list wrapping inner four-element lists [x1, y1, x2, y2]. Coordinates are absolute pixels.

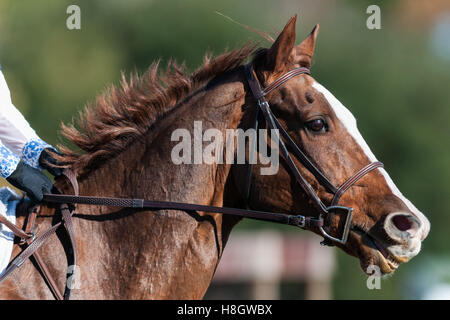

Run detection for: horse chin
[[360, 250, 398, 276], [347, 229, 405, 276]]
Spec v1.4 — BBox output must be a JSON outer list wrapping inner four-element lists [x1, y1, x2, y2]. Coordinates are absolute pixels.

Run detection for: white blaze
[[312, 81, 430, 240]]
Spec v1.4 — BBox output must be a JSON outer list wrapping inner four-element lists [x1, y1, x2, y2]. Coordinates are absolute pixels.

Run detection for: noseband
[[243, 63, 383, 245]]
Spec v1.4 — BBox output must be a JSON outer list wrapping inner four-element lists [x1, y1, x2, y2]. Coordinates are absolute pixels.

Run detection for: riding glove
[[39, 148, 65, 177], [6, 161, 53, 202]]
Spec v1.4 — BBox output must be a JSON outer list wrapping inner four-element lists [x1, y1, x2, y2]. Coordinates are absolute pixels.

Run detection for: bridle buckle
[[319, 206, 353, 245], [288, 215, 306, 228]]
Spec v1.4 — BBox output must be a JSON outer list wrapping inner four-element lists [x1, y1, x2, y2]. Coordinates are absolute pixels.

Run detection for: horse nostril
[[385, 212, 421, 240], [392, 215, 412, 231]]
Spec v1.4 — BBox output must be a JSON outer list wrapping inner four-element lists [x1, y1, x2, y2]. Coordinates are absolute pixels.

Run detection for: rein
[[0, 62, 383, 299]]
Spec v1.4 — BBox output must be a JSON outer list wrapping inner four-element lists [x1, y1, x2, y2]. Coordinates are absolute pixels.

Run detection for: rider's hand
[[6, 162, 53, 202], [39, 148, 65, 177]]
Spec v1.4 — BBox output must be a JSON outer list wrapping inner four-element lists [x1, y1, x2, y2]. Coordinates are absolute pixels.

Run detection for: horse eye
[[306, 119, 327, 133]]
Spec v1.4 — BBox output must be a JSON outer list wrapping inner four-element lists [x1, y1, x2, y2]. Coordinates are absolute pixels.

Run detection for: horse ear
[[265, 15, 297, 73], [295, 24, 319, 68]]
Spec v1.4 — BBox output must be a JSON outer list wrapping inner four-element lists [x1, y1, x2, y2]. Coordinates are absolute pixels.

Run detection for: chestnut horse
[[0, 16, 429, 299]]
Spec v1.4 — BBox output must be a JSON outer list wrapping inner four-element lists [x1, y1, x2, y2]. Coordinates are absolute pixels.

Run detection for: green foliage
[[0, 0, 448, 299]]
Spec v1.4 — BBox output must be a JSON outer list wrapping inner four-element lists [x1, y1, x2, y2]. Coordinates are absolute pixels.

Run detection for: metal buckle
[[319, 206, 353, 245], [19, 231, 35, 245], [288, 215, 306, 228]]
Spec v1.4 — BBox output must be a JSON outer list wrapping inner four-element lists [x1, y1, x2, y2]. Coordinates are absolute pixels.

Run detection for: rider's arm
[[0, 141, 20, 179], [0, 68, 55, 169]]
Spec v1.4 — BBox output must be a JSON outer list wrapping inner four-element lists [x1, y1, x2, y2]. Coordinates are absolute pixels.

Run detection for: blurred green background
[[0, 0, 449, 299]]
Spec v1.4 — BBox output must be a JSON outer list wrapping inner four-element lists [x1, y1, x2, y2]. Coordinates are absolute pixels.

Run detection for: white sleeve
[[0, 68, 54, 169], [0, 69, 40, 155]]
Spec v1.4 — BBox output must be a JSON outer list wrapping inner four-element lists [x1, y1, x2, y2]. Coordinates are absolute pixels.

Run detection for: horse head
[[244, 16, 430, 275]]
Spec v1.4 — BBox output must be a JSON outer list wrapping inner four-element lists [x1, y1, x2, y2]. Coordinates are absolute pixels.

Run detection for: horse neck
[[55, 69, 248, 298], [74, 70, 248, 203]]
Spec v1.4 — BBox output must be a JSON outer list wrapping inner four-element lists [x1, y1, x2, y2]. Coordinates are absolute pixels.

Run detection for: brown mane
[[57, 43, 256, 175]]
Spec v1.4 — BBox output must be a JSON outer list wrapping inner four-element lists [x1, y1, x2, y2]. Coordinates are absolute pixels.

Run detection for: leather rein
[[0, 62, 383, 299]]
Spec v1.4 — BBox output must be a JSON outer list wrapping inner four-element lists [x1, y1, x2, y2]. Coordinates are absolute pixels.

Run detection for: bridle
[[0, 61, 383, 299], [243, 62, 383, 245]]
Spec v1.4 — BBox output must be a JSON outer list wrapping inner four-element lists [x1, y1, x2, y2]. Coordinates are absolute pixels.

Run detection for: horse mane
[[56, 43, 256, 175]]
